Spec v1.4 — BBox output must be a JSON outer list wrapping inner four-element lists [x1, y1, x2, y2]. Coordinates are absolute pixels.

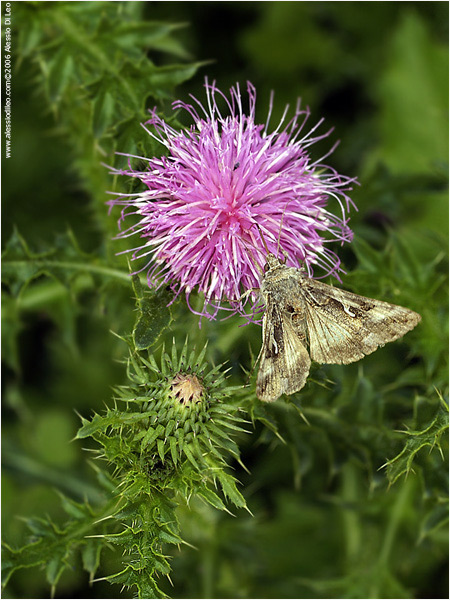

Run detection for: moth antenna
[[255, 222, 270, 255]]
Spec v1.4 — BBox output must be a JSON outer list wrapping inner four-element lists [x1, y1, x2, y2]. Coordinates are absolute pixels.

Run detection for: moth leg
[[238, 287, 259, 303]]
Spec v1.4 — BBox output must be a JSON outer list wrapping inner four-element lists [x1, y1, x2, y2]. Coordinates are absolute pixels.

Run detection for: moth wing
[[257, 306, 311, 402], [301, 279, 421, 365]]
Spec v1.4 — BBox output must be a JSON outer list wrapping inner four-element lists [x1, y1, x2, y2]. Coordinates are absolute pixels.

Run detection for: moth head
[[264, 253, 283, 272]]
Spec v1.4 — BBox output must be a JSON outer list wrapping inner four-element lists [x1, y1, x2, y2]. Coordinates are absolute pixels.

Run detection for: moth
[[256, 252, 421, 402]]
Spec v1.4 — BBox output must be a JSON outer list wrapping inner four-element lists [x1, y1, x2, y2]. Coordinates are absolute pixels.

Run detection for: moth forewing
[[301, 279, 422, 365], [255, 252, 421, 402], [256, 308, 310, 402]]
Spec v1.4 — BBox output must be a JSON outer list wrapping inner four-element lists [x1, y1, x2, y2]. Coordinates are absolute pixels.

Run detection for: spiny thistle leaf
[[215, 471, 247, 509], [91, 492, 182, 599], [2, 228, 130, 297], [1, 493, 109, 590], [105, 567, 169, 600], [81, 538, 103, 583], [14, 0, 204, 194], [77, 411, 153, 439], [384, 396, 448, 485], [16, 2, 200, 114]]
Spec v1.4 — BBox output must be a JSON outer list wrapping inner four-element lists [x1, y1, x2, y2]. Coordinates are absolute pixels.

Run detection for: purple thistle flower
[[108, 80, 357, 320]]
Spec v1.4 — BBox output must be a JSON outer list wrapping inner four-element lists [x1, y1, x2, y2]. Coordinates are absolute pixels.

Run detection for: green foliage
[[9, 0, 203, 250], [385, 394, 448, 486], [1, 227, 132, 374], [2, 228, 130, 297], [16, 1, 200, 140], [2, 483, 112, 596], [3, 340, 248, 598], [2, 2, 448, 599], [131, 274, 174, 350], [76, 340, 248, 509]]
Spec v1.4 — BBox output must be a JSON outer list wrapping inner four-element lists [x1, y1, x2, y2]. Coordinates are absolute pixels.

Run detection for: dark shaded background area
[[2, 2, 448, 599]]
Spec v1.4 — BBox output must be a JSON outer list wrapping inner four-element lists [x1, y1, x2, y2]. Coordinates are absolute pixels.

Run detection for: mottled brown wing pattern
[[256, 301, 311, 402], [255, 253, 421, 402], [300, 279, 422, 365]]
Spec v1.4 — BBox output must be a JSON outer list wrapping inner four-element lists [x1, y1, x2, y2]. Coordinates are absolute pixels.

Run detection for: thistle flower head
[[109, 80, 357, 319]]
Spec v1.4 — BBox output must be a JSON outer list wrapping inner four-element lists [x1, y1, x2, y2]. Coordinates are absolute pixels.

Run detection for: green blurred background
[[2, 2, 448, 598]]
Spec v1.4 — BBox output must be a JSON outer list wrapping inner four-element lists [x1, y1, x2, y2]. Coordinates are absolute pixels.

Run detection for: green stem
[[377, 478, 413, 569], [369, 478, 414, 598], [341, 462, 361, 564], [7, 260, 133, 309], [7, 260, 131, 283]]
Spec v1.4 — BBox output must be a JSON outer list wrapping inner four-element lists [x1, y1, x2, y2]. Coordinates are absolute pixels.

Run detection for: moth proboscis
[[256, 252, 421, 402]]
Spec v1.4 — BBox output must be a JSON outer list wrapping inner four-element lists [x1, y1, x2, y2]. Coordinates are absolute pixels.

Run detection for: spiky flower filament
[[109, 79, 358, 319]]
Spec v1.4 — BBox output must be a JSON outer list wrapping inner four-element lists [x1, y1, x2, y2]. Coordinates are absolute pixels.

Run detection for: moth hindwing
[[256, 253, 421, 402]]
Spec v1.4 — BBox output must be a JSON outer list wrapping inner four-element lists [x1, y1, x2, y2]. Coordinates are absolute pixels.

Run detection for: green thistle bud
[[78, 339, 248, 509]]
